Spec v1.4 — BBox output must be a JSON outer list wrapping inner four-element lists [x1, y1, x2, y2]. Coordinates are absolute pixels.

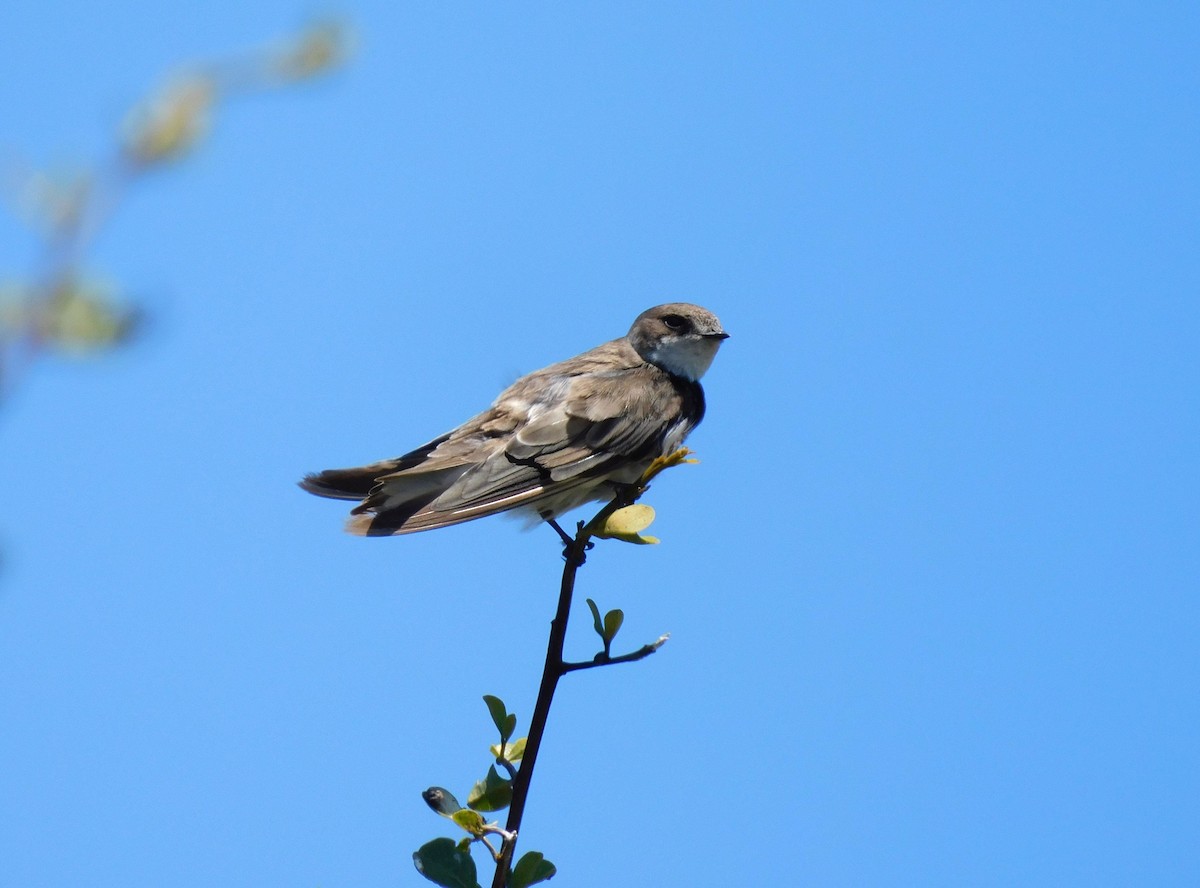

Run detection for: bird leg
[[544, 516, 573, 548], [610, 480, 643, 509], [543, 515, 594, 564]]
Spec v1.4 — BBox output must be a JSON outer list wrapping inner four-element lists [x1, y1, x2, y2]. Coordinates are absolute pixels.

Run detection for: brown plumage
[[300, 303, 727, 536]]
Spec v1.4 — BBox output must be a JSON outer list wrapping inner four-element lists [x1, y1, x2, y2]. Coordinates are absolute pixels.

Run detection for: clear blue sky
[[2, 3, 1197, 886]]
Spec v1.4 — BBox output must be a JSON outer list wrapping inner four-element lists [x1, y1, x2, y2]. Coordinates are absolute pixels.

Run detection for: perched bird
[[300, 303, 728, 536]]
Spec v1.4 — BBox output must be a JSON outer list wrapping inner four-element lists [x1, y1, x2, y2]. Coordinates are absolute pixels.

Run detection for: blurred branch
[[0, 20, 351, 406]]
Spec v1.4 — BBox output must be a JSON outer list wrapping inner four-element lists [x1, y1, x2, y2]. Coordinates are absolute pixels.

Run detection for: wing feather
[[439, 366, 684, 513], [313, 337, 707, 535]]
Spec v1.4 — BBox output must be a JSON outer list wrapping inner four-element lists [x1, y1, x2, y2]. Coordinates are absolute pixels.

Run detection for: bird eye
[[662, 314, 689, 332]]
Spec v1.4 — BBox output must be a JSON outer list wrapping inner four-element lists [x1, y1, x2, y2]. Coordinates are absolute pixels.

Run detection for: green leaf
[[586, 598, 604, 638], [510, 851, 557, 888], [509, 736, 527, 761], [602, 609, 624, 642], [482, 695, 510, 739], [422, 787, 463, 816], [466, 765, 513, 812], [450, 809, 487, 836], [607, 531, 660, 545], [598, 504, 655, 536], [501, 713, 517, 741], [594, 505, 660, 544], [413, 837, 481, 888], [491, 736, 527, 764]]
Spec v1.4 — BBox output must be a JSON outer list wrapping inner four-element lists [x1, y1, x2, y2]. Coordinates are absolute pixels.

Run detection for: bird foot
[[545, 517, 595, 563]]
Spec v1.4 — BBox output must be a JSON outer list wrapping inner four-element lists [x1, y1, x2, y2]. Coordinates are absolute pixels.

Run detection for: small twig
[[562, 634, 670, 673], [494, 753, 518, 782], [478, 835, 501, 862], [482, 823, 515, 842]]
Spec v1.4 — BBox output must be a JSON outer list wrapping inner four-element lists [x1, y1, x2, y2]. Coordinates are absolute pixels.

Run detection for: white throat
[[645, 337, 722, 381]]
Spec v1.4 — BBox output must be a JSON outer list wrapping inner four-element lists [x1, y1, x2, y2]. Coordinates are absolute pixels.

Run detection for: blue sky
[[2, 3, 1197, 886]]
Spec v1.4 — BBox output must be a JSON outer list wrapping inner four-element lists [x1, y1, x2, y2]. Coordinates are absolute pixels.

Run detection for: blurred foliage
[[0, 20, 350, 404]]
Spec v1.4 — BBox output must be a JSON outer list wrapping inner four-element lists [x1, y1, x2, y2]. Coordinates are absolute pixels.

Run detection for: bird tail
[[300, 433, 478, 535], [345, 466, 470, 535], [299, 433, 453, 503], [300, 464, 469, 535], [299, 465, 387, 500]]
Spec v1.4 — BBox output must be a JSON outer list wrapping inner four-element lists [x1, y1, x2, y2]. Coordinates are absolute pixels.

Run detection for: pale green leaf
[[602, 609, 624, 642], [598, 504, 655, 536], [450, 808, 486, 836], [490, 736, 527, 763], [605, 532, 660, 545]]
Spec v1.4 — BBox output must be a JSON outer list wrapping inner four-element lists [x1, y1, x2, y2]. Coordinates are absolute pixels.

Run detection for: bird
[[300, 302, 728, 536]]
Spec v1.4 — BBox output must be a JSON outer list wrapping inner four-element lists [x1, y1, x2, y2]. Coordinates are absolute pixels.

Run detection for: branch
[[488, 449, 692, 888], [561, 634, 670, 673]]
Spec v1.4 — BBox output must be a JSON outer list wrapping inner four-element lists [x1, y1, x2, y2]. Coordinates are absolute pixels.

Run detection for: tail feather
[[299, 466, 385, 500], [346, 489, 446, 536], [345, 466, 470, 535], [299, 433, 454, 501]]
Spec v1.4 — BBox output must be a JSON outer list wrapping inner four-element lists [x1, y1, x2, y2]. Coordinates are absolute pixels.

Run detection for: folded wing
[[301, 341, 704, 536]]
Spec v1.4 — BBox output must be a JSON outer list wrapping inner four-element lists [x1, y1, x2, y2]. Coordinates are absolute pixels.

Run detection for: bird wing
[[446, 366, 683, 503], [352, 362, 695, 534]]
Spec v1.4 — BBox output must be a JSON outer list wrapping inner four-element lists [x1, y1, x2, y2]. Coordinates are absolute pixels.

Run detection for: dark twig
[[488, 449, 691, 888], [488, 522, 585, 887], [561, 634, 669, 673], [493, 752, 518, 782]]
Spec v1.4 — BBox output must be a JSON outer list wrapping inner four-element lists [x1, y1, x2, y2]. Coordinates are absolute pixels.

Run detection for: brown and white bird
[[300, 303, 728, 536]]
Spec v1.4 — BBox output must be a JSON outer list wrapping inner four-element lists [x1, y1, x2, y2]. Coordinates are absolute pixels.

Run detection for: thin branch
[[494, 753, 518, 782], [488, 450, 691, 887], [561, 634, 670, 673], [477, 835, 501, 862], [488, 524, 585, 887]]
